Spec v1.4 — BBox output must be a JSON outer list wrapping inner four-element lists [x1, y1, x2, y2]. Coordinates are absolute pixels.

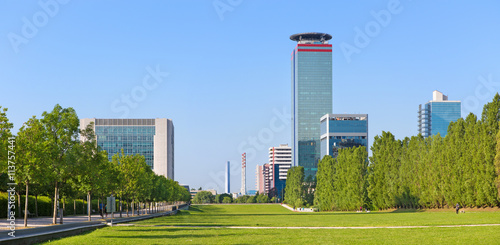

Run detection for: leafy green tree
[[68, 122, 110, 221], [0, 106, 13, 173], [215, 193, 232, 203], [222, 196, 232, 203], [16, 117, 47, 227], [368, 131, 402, 210], [256, 194, 269, 203], [284, 166, 304, 208], [495, 123, 500, 200], [234, 195, 248, 203], [40, 104, 79, 224], [193, 191, 214, 204], [314, 155, 335, 211], [246, 196, 256, 203], [334, 146, 368, 211], [113, 151, 150, 216]]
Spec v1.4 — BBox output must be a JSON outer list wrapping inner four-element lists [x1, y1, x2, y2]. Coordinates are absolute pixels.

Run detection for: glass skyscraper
[[290, 32, 333, 178], [418, 91, 461, 137], [80, 118, 174, 179], [320, 114, 368, 159]]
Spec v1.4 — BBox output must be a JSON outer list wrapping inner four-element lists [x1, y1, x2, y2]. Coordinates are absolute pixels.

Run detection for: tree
[[69, 122, 110, 221], [114, 151, 150, 216], [334, 146, 368, 211], [40, 104, 79, 224], [368, 132, 401, 210], [495, 123, 500, 200], [314, 155, 335, 211], [16, 117, 46, 227], [215, 193, 232, 204], [246, 196, 257, 203], [0, 106, 13, 173], [193, 191, 214, 204], [256, 194, 269, 203], [284, 166, 304, 208], [222, 196, 232, 203]]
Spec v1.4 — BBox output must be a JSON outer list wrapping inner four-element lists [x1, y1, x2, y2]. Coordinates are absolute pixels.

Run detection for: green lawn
[[42, 204, 500, 244], [136, 204, 500, 227]]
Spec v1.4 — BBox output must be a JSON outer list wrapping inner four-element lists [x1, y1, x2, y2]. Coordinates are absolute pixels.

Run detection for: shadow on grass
[[390, 209, 425, 213], [102, 228, 237, 240]]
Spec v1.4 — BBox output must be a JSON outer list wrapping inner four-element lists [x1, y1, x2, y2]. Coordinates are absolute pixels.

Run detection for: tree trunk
[[24, 181, 29, 228], [52, 182, 58, 224], [126, 201, 129, 217], [131, 200, 134, 217], [17, 191, 21, 219], [35, 194, 38, 217], [74, 199, 76, 215], [119, 197, 122, 218], [87, 192, 91, 221]]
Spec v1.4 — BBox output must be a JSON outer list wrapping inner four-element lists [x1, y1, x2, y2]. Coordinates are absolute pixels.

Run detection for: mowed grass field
[[43, 204, 500, 244]]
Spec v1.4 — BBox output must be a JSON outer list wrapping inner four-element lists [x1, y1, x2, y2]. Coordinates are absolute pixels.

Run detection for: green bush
[[0, 192, 54, 218], [0, 192, 101, 218]]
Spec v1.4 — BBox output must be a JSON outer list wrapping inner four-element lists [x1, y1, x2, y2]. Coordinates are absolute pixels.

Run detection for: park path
[[0, 210, 165, 228], [123, 224, 500, 229]]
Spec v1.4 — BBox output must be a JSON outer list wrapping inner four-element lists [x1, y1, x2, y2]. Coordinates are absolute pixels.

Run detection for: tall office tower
[[80, 118, 174, 179], [255, 164, 271, 194], [269, 144, 292, 198], [241, 153, 246, 195], [225, 161, 230, 194], [418, 90, 461, 137], [290, 32, 333, 178], [320, 114, 368, 159]]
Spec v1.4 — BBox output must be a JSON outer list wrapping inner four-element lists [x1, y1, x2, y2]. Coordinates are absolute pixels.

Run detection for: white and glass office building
[[80, 118, 174, 179], [320, 114, 368, 159], [418, 91, 461, 137]]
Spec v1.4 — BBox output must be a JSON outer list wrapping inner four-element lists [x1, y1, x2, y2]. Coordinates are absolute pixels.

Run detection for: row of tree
[[0, 104, 190, 227], [286, 94, 500, 211], [192, 191, 274, 204]]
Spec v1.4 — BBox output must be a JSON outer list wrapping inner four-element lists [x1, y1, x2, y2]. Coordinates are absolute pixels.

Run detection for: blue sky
[[2, 1, 500, 194]]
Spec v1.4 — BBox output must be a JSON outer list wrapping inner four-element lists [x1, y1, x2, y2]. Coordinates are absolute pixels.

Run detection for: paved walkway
[[0, 210, 164, 228], [122, 223, 500, 229], [281, 203, 314, 212]]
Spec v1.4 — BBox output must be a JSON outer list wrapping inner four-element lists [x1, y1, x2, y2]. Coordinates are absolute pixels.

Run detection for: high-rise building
[[320, 114, 368, 159], [225, 161, 230, 194], [269, 144, 292, 199], [418, 91, 461, 137], [290, 32, 333, 178], [255, 164, 271, 194], [256, 165, 263, 194], [241, 153, 246, 195], [80, 118, 174, 179]]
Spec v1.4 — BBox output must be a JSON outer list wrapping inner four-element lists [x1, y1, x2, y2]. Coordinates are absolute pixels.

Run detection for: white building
[[269, 144, 292, 183], [80, 118, 174, 179]]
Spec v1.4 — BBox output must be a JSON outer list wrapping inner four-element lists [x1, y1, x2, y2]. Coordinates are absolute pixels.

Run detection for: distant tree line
[[192, 191, 274, 204], [285, 94, 500, 211], [0, 104, 191, 227]]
